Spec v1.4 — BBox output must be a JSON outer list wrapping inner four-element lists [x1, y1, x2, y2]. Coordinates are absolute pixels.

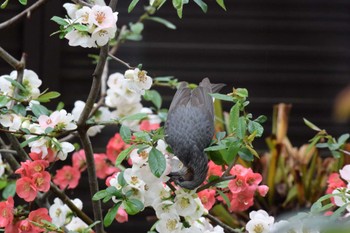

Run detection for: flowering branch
[[0, 0, 50, 30], [197, 175, 236, 193]]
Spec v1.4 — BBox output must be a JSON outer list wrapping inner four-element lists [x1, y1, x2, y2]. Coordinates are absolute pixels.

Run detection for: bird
[[165, 78, 225, 189]]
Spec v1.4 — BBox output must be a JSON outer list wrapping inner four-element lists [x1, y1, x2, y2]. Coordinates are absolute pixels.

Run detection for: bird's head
[[168, 147, 208, 190]]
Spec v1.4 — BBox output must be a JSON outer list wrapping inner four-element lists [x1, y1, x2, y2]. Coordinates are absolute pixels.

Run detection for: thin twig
[[223, 154, 239, 177], [0, 149, 17, 154], [0, 0, 50, 30], [197, 175, 236, 192], [205, 213, 240, 233], [108, 53, 132, 69], [340, 149, 350, 156], [0, 46, 24, 69]]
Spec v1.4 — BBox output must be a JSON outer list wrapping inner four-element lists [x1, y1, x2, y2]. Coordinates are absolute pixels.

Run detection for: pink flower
[[17, 219, 34, 233], [53, 165, 81, 189], [94, 153, 118, 179], [29, 148, 56, 162], [28, 208, 52, 232], [228, 191, 254, 212], [72, 149, 87, 172], [32, 171, 51, 192], [326, 173, 346, 194], [115, 207, 128, 223], [38, 114, 58, 129], [89, 5, 117, 29], [15, 160, 49, 177], [207, 161, 223, 178], [198, 189, 216, 210], [16, 177, 37, 202], [228, 175, 247, 194], [0, 196, 14, 227], [106, 133, 126, 163], [257, 185, 269, 197], [139, 120, 160, 131]]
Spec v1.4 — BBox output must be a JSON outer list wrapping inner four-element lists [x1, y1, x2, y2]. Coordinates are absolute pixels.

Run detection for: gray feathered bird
[[165, 78, 225, 189]]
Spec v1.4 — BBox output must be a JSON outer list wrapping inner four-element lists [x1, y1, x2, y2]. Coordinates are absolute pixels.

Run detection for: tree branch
[[205, 213, 241, 233], [197, 175, 236, 193], [0, 46, 24, 70], [0, 0, 50, 30]]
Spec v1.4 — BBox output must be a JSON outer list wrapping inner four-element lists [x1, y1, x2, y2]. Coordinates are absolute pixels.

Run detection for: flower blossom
[[124, 68, 153, 95], [0, 196, 14, 228], [53, 165, 81, 189]]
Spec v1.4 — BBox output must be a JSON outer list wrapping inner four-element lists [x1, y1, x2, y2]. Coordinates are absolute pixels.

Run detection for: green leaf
[[236, 116, 246, 139], [31, 104, 49, 117], [118, 171, 126, 187], [1, 0, 9, 9], [338, 133, 350, 145], [229, 103, 240, 132], [120, 113, 148, 122], [254, 115, 267, 124], [20, 136, 41, 148], [217, 190, 231, 209], [143, 90, 162, 109], [45, 127, 54, 134], [124, 199, 144, 215], [130, 22, 144, 34], [149, 147, 166, 178], [115, 145, 135, 166], [2, 181, 15, 199], [12, 104, 26, 116], [235, 88, 248, 98], [104, 202, 121, 227], [172, 0, 183, 18], [119, 125, 131, 143], [204, 144, 227, 152], [248, 120, 264, 137], [128, 0, 140, 13], [92, 190, 109, 201], [216, 0, 226, 10], [133, 131, 151, 142], [73, 24, 89, 32], [4, 77, 27, 93], [0, 96, 9, 107], [146, 17, 176, 30], [56, 101, 64, 110], [37, 91, 61, 103], [0, 180, 8, 190], [303, 118, 321, 131], [216, 131, 226, 141], [18, 0, 27, 5], [238, 148, 254, 162], [209, 93, 233, 102], [193, 0, 207, 13]]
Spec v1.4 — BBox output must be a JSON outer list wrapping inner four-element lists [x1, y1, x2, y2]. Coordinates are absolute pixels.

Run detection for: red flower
[[326, 173, 346, 194], [0, 196, 14, 227], [28, 208, 52, 232], [53, 165, 81, 189], [139, 120, 160, 131], [32, 171, 51, 192], [94, 153, 118, 179], [207, 161, 223, 178], [115, 207, 128, 223], [15, 160, 49, 177], [29, 148, 56, 162], [16, 177, 37, 202], [106, 133, 126, 163], [72, 149, 87, 172], [228, 191, 254, 212], [198, 189, 216, 210]]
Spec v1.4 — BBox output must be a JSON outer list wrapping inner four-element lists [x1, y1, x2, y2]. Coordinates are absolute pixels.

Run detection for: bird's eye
[[178, 177, 185, 182]]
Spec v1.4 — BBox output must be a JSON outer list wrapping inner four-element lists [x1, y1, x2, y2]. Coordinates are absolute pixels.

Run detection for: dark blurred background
[[1, 0, 350, 232]]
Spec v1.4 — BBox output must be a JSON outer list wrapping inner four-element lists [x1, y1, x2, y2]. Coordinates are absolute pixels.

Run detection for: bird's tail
[[199, 77, 226, 93]]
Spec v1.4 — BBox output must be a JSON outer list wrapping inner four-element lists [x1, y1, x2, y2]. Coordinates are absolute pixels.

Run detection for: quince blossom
[[0, 196, 14, 228], [124, 68, 153, 95], [53, 165, 81, 189]]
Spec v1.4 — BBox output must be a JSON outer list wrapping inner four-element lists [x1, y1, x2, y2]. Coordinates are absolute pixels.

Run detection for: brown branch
[[197, 175, 236, 193], [0, 0, 50, 30], [0, 46, 24, 69], [205, 213, 241, 233], [108, 53, 132, 69]]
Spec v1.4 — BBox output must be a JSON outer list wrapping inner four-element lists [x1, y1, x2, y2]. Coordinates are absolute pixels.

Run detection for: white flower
[[56, 142, 75, 161], [65, 30, 95, 48], [0, 69, 42, 100], [75, 6, 92, 25], [246, 210, 274, 233], [89, 5, 117, 29], [124, 68, 153, 95], [123, 168, 145, 190], [38, 109, 77, 131], [49, 198, 69, 227], [174, 189, 198, 217], [156, 213, 183, 233], [63, 3, 80, 19], [130, 147, 151, 167], [71, 100, 111, 136], [154, 200, 176, 218], [340, 165, 350, 182], [91, 27, 116, 46], [66, 217, 89, 232], [141, 107, 162, 124], [0, 154, 5, 178], [0, 113, 22, 131]]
